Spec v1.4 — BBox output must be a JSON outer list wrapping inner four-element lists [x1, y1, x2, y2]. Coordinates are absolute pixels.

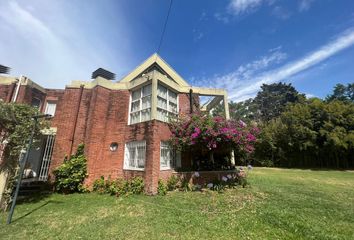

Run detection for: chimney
[[91, 68, 115, 80], [0, 64, 10, 74]]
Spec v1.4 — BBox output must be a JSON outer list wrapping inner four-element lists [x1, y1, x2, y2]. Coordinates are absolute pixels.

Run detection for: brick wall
[[48, 84, 196, 194]]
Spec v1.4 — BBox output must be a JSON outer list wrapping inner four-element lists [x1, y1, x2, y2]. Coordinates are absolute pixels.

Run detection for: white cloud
[[192, 47, 287, 92], [0, 1, 134, 88], [229, 28, 354, 101], [298, 0, 314, 12], [228, 0, 263, 16]]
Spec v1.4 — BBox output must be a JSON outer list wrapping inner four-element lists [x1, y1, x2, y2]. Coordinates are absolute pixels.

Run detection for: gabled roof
[[119, 53, 190, 87]]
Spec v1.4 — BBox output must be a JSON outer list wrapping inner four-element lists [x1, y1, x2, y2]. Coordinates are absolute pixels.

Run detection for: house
[[0, 54, 230, 194]]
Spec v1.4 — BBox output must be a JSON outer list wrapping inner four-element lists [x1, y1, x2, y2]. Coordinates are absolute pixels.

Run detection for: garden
[[1, 168, 354, 239]]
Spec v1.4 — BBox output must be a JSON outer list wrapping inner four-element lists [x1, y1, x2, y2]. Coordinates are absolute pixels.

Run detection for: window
[[157, 84, 178, 122], [124, 141, 146, 170], [130, 84, 151, 124], [44, 101, 57, 116], [31, 98, 41, 109], [160, 141, 181, 170]]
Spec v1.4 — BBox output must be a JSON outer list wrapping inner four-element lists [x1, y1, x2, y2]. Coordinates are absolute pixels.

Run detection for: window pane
[[125, 141, 146, 169], [45, 102, 57, 116], [169, 102, 177, 113], [157, 84, 167, 98], [142, 96, 151, 109], [168, 90, 177, 104], [136, 144, 146, 168], [142, 84, 152, 96], [132, 89, 141, 101], [157, 97, 167, 109], [130, 112, 140, 124], [131, 101, 140, 112], [141, 109, 151, 122], [157, 109, 168, 122]]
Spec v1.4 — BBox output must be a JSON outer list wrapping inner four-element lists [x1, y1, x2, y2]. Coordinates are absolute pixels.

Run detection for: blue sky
[[0, 0, 353, 101]]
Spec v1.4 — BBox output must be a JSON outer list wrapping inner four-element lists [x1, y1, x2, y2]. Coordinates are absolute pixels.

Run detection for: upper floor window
[[31, 97, 41, 109], [157, 84, 178, 122], [130, 84, 152, 124], [44, 101, 57, 116]]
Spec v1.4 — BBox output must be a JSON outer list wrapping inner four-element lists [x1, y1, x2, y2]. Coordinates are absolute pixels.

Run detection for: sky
[[0, 0, 353, 102]]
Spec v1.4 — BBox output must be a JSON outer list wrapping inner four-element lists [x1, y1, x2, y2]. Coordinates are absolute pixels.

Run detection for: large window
[[44, 101, 57, 116], [157, 84, 178, 122], [130, 84, 152, 124], [124, 141, 146, 170], [160, 141, 181, 170]]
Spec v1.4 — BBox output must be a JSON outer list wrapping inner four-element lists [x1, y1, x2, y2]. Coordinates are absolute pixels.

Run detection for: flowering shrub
[[169, 113, 259, 165]]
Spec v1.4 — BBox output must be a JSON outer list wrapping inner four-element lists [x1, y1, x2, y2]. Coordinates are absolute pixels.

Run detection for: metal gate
[[38, 135, 55, 181]]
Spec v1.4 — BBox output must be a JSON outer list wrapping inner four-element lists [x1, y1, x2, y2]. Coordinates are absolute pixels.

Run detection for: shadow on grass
[[16, 192, 53, 205], [12, 199, 63, 223]]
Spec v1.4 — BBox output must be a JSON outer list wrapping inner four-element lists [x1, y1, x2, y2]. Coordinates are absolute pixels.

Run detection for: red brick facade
[[0, 77, 199, 194], [0, 56, 226, 194]]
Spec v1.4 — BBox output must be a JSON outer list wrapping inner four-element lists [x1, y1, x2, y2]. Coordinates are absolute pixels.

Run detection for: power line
[[157, 0, 173, 54]]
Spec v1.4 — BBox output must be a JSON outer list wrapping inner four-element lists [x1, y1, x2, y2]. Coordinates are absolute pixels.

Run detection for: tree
[[326, 83, 354, 103], [254, 98, 354, 168], [254, 82, 305, 122], [169, 113, 259, 169], [0, 101, 47, 210]]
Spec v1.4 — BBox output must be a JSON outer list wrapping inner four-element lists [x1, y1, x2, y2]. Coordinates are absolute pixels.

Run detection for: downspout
[[189, 89, 193, 114], [69, 85, 84, 156], [12, 75, 22, 103]]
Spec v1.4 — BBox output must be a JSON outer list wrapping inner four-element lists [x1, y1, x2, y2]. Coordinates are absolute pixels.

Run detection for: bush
[[53, 144, 87, 193], [92, 176, 144, 196], [128, 177, 144, 195], [166, 175, 179, 191], [157, 180, 167, 196]]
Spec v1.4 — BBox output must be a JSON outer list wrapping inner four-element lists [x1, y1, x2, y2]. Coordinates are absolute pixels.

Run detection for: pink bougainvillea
[[169, 113, 259, 155]]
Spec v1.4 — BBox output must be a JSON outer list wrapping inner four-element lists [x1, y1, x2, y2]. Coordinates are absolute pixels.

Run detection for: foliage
[[128, 177, 145, 194], [326, 83, 354, 103], [254, 82, 305, 122], [157, 179, 167, 196], [166, 175, 180, 191], [53, 144, 88, 193], [0, 102, 46, 173], [169, 113, 258, 167], [92, 176, 145, 196], [0, 101, 47, 210], [254, 99, 354, 168]]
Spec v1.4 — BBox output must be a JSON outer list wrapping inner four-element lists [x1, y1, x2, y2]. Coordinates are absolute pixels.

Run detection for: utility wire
[[157, 0, 173, 54]]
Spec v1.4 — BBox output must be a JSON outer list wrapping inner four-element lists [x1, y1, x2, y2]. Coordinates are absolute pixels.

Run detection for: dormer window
[[130, 84, 152, 124]]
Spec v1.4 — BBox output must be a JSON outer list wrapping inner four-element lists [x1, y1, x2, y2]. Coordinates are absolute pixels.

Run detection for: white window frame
[[129, 84, 152, 125], [160, 141, 181, 170], [157, 83, 179, 122], [44, 101, 57, 117], [124, 140, 146, 171]]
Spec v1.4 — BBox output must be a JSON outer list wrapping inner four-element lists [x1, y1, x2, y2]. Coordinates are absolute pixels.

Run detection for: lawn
[[1, 168, 354, 239]]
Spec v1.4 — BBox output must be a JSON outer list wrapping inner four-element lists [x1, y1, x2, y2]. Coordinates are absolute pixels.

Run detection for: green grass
[[1, 168, 354, 239]]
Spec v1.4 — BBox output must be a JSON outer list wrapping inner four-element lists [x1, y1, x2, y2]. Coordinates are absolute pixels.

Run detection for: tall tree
[[326, 83, 354, 102], [254, 82, 305, 122]]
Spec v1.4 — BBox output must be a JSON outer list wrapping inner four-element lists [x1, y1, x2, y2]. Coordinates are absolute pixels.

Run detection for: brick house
[[0, 54, 230, 194]]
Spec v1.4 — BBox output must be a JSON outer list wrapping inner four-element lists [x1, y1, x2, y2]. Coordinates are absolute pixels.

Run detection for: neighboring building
[[0, 54, 229, 193]]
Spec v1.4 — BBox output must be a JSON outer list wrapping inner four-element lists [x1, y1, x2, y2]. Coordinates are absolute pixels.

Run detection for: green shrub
[[166, 175, 179, 191], [157, 180, 167, 196], [128, 177, 145, 194], [92, 176, 144, 196], [92, 176, 106, 194], [180, 177, 192, 192], [53, 144, 87, 193]]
